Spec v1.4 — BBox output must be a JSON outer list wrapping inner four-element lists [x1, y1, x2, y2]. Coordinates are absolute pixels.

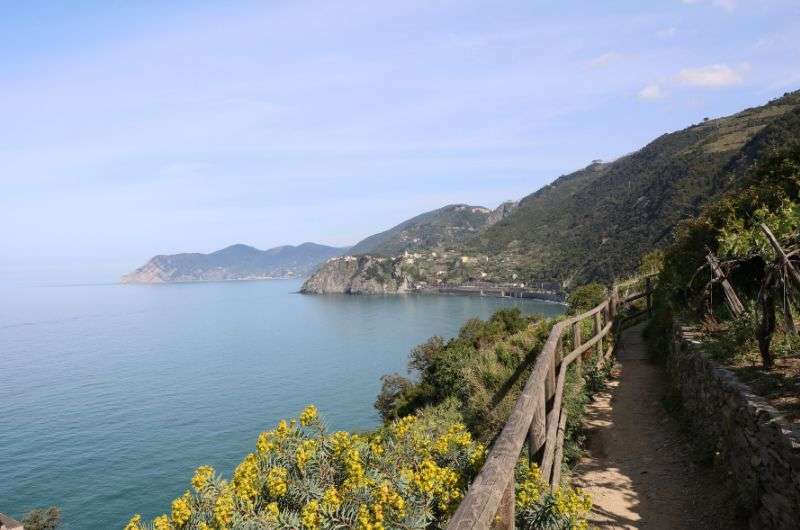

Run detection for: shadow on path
[[572, 323, 745, 529]]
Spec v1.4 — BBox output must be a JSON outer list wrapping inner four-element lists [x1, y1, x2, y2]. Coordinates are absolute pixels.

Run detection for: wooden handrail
[[447, 277, 655, 529]]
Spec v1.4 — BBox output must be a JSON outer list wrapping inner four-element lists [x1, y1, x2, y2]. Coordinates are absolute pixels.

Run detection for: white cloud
[[638, 83, 665, 101], [587, 52, 623, 68], [675, 64, 746, 87], [656, 27, 676, 39], [681, 0, 735, 11]]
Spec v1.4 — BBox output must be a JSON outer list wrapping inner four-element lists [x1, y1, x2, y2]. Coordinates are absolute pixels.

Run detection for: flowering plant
[[125, 405, 486, 530]]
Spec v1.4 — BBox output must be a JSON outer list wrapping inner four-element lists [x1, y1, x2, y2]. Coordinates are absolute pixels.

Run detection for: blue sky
[[2, 0, 799, 282]]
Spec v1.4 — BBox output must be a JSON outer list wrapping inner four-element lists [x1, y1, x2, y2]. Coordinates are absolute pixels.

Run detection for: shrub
[[515, 462, 591, 530], [566, 284, 606, 315], [21, 508, 61, 530], [126, 405, 487, 530]]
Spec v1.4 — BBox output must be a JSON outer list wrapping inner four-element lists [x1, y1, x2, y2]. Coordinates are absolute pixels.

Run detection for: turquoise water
[[0, 279, 563, 528]]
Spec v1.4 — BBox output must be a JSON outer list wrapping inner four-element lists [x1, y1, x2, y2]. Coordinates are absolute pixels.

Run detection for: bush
[[702, 310, 759, 365], [126, 405, 486, 530], [515, 462, 591, 530], [566, 284, 606, 315], [21, 508, 61, 530], [376, 309, 554, 440]]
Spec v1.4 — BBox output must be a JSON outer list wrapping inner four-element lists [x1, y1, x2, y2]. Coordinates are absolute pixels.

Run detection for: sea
[[0, 279, 563, 528]]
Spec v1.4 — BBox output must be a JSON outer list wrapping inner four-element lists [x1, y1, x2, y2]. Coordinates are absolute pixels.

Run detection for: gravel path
[[573, 323, 745, 529]]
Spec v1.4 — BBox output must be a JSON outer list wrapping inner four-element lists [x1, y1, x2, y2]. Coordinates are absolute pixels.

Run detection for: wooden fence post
[[594, 310, 603, 357], [572, 320, 582, 372], [494, 476, 516, 529]]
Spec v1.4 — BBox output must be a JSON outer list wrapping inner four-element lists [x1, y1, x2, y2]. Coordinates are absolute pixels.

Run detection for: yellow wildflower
[[153, 515, 171, 530], [171, 491, 192, 526], [391, 415, 417, 438], [295, 439, 318, 472], [275, 419, 291, 438], [191, 465, 214, 491], [264, 501, 279, 521], [197, 523, 210, 530], [214, 485, 235, 529], [257, 431, 276, 454], [321, 486, 342, 511], [123, 514, 142, 530], [342, 447, 368, 490], [300, 499, 320, 529], [233, 453, 260, 503], [300, 404, 318, 426], [266, 466, 289, 497], [330, 431, 352, 454]]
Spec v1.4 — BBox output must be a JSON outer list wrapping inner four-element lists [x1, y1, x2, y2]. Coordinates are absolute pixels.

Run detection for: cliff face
[[299, 255, 413, 294], [122, 243, 346, 283]]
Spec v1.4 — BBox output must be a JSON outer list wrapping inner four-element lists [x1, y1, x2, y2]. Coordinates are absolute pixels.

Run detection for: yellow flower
[[390, 415, 417, 438], [153, 515, 172, 530], [233, 453, 260, 503], [264, 501, 279, 521], [300, 404, 318, 426], [197, 523, 210, 530], [330, 431, 352, 454], [300, 499, 320, 529], [171, 491, 192, 526], [275, 419, 291, 438], [266, 466, 289, 497], [295, 439, 318, 472], [191, 465, 214, 491], [214, 485, 235, 529], [257, 431, 277, 454], [123, 514, 142, 530], [342, 447, 368, 490], [321, 486, 342, 511]]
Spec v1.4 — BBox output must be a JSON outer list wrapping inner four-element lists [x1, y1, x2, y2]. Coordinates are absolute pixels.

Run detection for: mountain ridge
[[121, 242, 346, 284]]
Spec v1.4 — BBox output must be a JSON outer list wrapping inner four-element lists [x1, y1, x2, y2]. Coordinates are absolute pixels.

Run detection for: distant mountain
[[121, 243, 346, 283], [303, 90, 800, 294], [349, 202, 517, 256]]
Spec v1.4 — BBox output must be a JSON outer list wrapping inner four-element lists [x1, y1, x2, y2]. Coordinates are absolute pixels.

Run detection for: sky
[[2, 0, 799, 282]]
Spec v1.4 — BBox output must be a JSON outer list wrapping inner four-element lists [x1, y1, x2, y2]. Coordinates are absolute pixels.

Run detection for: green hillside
[[349, 203, 515, 256], [471, 90, 800, 286]]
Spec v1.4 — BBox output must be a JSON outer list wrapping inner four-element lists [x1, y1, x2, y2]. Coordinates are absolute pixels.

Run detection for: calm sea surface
[[0, 279, 563, 528]]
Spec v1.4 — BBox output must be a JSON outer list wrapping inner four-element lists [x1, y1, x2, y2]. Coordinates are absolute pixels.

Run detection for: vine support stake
[[705, 251, 744, 317]]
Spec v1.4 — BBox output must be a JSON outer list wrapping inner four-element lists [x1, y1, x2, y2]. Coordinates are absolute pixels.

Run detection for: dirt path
[[573, 323, 744, 529]]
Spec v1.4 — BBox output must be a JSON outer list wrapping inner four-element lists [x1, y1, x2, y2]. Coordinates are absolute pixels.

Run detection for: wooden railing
[[447, 277, 655, 529]]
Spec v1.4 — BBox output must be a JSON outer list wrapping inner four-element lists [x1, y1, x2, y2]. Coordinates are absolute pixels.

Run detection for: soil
[[572, 323, 746, 529]]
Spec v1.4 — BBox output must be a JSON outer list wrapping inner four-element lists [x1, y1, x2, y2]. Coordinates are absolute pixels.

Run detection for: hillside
[[121, 243, 346, 283], [349, 202, 517, 256], [471, 90, 800, 285], [303, 90, 800, 294]]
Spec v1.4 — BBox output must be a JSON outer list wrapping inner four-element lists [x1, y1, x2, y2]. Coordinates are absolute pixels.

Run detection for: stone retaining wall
[[668, 326, 800, 529]]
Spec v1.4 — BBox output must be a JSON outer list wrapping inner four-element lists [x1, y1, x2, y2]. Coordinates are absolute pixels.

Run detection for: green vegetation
[[645, 142, 800, 414], [375, 308, 553, 441], [21, 507, 61, 530]]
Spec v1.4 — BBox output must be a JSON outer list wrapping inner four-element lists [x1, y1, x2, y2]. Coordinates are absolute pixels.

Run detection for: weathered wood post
[[705, 252, 744, 317], [495, 476, 516, 529], [594, 310, 603, 357], [572, 320, 582, 372]]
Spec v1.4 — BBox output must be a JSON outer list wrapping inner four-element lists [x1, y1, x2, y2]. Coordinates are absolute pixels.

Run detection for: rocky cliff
[[300, 255, 415, 294]]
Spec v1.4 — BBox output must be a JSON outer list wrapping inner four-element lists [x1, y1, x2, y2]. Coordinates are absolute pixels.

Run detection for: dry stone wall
[[668, 327, 800, 529]]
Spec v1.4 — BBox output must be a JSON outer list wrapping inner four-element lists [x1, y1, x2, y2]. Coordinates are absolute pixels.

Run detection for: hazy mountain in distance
[[121, 243, 347, 283]]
